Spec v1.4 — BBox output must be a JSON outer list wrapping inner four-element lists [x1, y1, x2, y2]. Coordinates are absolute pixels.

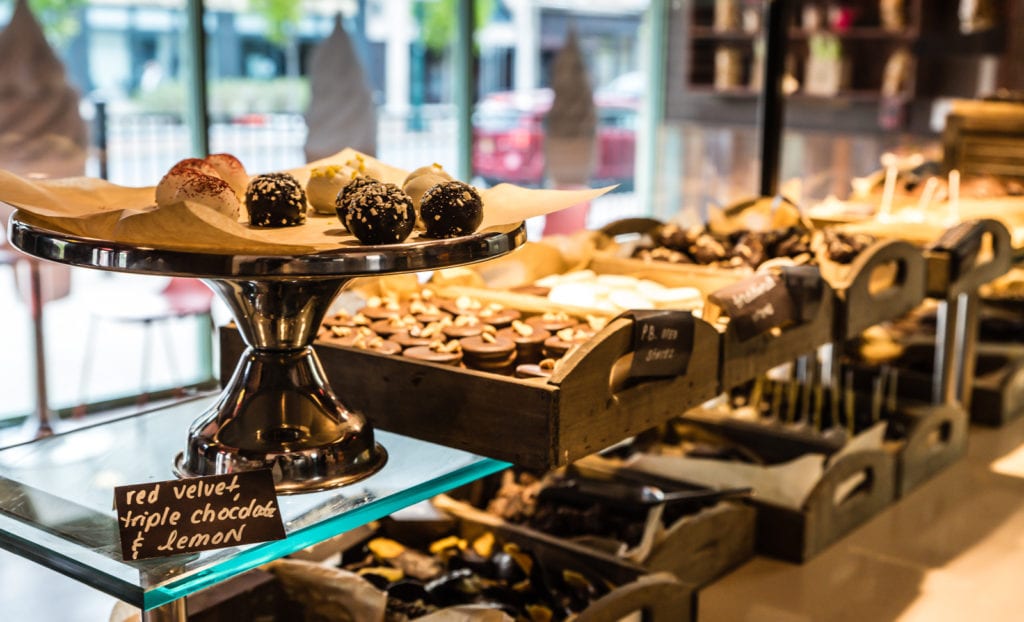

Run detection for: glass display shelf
[[0, 395, 508, 611]]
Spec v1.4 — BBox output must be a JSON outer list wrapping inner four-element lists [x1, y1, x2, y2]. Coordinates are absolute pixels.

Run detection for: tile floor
[[3, 414, 1024, 620]]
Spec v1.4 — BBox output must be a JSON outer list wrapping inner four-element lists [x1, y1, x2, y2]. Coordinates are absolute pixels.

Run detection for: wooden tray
[[601, 416, 896, 564], [888, 402, 968, 497], [824, 239, 927, 338], [435, 482, 755, 590], [220, 314, 721, 472], [587, 253, 837, 390], [256, 513, 693, 622]]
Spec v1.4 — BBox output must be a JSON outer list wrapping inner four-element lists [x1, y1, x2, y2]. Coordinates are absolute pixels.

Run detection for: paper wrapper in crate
[[587, 421, 895, 562]]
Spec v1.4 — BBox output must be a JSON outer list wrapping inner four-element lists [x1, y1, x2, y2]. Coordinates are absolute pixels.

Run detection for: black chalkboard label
[[114, 470, 285, 561], [781, 265, 824, 322], [930, 220, 984, 280], [621, 310, 695, 378], [709, 272, 796, 341]]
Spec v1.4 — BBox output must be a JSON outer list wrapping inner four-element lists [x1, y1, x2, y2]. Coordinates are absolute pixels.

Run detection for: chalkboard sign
[[621, 309, 695, 378], [709, 272, 797, 341], [930, 220, 984, 281], [114, 470, 286, 561]]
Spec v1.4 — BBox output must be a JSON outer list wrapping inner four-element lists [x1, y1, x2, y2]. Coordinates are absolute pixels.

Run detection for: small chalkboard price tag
[[930, 220, 984, 280], [621, 309, 695, 379], [114, 470, 285, 561], [709, 272, 796, 341]]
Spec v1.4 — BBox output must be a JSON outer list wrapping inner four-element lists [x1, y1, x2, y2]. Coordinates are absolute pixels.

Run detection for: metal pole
[[185, 0, 210, 156], [95, 100, 108, 180], [28, 261, 53, 438], [757, 0, 792, 197], [454, 0, 475, 181]]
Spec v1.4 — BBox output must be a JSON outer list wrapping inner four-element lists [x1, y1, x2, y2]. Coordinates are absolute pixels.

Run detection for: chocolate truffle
[[246, 172, 307, 227], [335, 175, 377, 229], [345, 180, 416, 245], [420, 180, 484, 239]]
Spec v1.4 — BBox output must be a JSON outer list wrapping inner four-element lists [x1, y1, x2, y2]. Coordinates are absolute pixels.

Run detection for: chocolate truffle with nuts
[[420, 180, 484, 238], [245, 172, 307, 227]]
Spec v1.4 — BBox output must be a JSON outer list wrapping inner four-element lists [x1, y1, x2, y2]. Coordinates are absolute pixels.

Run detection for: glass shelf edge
[[142, 458, 510, 611]]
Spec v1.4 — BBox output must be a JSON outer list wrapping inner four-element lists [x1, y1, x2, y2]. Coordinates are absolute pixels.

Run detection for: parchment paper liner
[[0, 148, 612, 255]]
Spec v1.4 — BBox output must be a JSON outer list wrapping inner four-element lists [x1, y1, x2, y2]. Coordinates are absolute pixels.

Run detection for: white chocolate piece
[[306, 164, 355, 214]]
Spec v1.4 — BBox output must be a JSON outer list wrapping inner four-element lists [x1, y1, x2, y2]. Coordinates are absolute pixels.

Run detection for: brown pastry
[[408, 298, 451, 324], [460, 331, 517, 374], [525, 312, 576, 333], [497, 320, 550, 364], [322, 309, 371, 329], [388, 322, 447, 349], [443, 314, 487, 339], [370, 315, 422, 337], [440, 295, 484, 317], [543, 327, 595, 358], [359, 296, 407, 321], [476, 304, 521, 329], [403, 340, 463, 366]]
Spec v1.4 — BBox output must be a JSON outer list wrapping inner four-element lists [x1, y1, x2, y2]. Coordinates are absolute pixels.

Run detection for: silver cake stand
[[8, 213, 526, 493]]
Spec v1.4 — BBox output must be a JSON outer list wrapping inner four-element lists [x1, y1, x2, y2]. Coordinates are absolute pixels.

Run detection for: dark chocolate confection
[[497, 324, 551, 364], [335, 175, 377, 230], [346, 180, 416, 244], [525, 313, 577, 334], [824, 229, 875, 264], [476, 306, 521, 329], [460, 333, 517, 373], [420, 180, 484, 239], [389, 327, 446, 349], [403, 342, 463, 366], [772, 227, 812, 258], [370, 316, 422, 337], [245, 172, 307, 227]]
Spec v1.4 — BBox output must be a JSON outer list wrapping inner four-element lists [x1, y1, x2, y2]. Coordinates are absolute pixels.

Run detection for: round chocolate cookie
[[420, 180, 484, 239], [389, 324, 447, 349], [543, 327, 595, 359], [460, 333, 517, 374], [476, 305, 521, 329], [443, 315, 487, 339], [246, 172, 307, 227], [335, 175, 377, 230], [497, 322, 550, 364], [403, 342, 463, 366], [370, 316, 422, 337], [525, 312, 577, 334], [345, 180, 416, 245]]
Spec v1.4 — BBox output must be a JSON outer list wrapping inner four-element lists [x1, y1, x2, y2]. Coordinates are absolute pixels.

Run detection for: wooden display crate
[[441, 501, 697, 621], [587, 253, 837, 390], [876, 341, 1024, 427], [588, 417, 896, 564], [249, 514, 694, 622], [889, 402, 968, 497], [434, 479, 755, 589], [824, 238, 926, 338], [220, 313, 722, 472]]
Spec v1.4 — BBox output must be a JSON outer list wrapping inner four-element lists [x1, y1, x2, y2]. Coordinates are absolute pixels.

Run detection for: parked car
[[471, 87, 638, 189]]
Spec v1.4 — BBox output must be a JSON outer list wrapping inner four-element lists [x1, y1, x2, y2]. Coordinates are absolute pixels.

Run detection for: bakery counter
[[0, 394, 507, 612]]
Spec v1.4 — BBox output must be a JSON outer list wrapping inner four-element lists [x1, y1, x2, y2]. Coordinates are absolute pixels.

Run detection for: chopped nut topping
[[481, 331, 497, 343], [512, 320, 534, 337], [455, 295, 481, 311], [482, 324, 497, 335], [442, 340, 463, 353], [539, 358, 557, 371], [409, 300, 427, 314], [454, 315, 480, 327], [542, 311, 570, 322], [331, 326, 353, 337], [352, 312, 370, 325], [556, 327, 575, 341], [368, 337, 385, 348], [586, 315, 608, 332], [366, 296, 382, 308], [421, 288, 435, 300]]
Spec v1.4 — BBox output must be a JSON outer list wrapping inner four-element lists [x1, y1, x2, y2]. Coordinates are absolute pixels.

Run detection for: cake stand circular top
[[8, 213, 527, 279]]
